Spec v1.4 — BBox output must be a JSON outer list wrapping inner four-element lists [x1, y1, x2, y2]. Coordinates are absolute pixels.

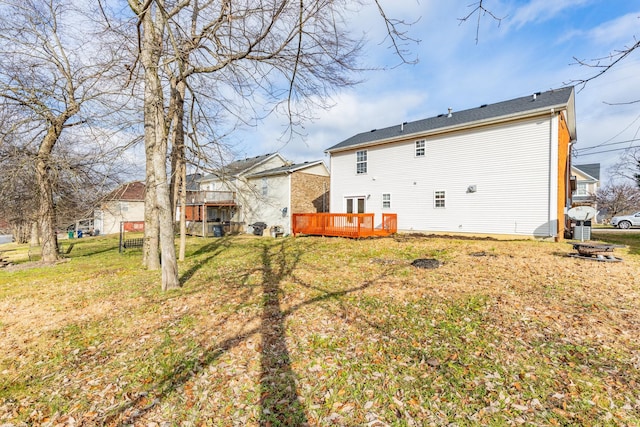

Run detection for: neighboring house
[[571, 163, 600, 204], [325, 87, 577, 240], [571, 163, 601, 223], [94, 181, 145, 235], [181, 153, 330, 235]]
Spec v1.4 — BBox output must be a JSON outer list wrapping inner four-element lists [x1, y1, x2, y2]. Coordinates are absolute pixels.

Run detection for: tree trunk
[[137, 3, 180, 289], [151, 75, 179, 289], [143, 154, 160, 270], [139, 5, 162, 271], [35, 142, 59, 263], [155, 147, 180, 290], [168, 78, 187, 261], [178, 161, 187, 261]]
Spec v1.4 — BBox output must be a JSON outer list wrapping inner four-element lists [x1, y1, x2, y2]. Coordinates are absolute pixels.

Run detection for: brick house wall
[[291, 172, 330, 213]]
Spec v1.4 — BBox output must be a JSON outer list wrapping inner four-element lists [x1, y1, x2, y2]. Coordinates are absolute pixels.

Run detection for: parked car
[[610, 212, 640, 229]]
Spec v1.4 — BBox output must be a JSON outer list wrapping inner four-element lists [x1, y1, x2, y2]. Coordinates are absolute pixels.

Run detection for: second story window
[[356, 150, 367, 174], [262, 177, 268, 196], [415, 140, 425, 157], [576, 182, 587, 196]]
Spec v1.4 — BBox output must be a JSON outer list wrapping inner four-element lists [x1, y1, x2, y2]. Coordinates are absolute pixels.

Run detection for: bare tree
[[127, 0, 417, 290], [0, 136, 38, 244], [0, 0, 130, 262], [608, 148, 640, 185], [593, 181, 640, 218]]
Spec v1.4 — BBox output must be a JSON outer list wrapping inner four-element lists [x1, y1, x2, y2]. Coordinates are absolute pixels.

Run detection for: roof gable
[[326, 86, 576, 153], [248, 160, 328, 178], [201, 153, 287, 181], [572, 163, 600, 180], [104, 181, 145, 201]]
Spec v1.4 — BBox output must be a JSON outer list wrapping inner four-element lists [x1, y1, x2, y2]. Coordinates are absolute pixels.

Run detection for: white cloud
[[586, 12, 640, 46], [234, 90, 425, 163], [507, 0, 593, 30]]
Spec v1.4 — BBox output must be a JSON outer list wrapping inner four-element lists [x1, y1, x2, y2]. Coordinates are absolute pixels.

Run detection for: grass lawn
[[1, 233, 639, 426]]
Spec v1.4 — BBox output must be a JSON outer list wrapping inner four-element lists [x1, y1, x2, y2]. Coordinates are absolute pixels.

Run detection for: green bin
[[68, 231, 74, 239]]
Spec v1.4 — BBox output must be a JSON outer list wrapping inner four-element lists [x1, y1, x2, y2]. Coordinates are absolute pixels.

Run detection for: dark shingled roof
[[574, 163, 600, 180], [326, 87, 575, 152], [201, 153, 280, 180], [248, 160, 326, 178], [213, 153, 276, 177]]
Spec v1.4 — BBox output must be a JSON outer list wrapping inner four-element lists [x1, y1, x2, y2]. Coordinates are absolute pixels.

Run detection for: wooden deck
[[292, 213, 397, 238]]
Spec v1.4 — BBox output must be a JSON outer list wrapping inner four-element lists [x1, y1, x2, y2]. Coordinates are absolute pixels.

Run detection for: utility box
[[574, 220, 591, 241]]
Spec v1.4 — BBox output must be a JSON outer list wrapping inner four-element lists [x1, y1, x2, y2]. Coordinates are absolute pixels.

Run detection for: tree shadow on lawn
[[258, 240, 308, 425], [105, 239, 397, 426], [178, 235, 234, 286], [60, 243, 121, 258]]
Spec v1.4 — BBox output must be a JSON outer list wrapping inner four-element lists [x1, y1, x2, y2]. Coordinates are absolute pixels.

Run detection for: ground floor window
[[382, 193, 391, 209], [434, 190, 445, 208]]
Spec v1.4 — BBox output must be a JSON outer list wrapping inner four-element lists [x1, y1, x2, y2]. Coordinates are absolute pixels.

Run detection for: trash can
[[68, 231, 74, 239], [213, 224, 224, 237], [77, 229, 83, 238]]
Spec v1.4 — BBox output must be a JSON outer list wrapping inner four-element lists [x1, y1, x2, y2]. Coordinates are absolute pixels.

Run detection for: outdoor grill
[[249, 222, 267, 236]]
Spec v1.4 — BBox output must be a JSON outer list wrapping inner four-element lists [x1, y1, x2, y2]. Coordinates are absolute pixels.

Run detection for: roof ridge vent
[[480, 104, 488, 108]]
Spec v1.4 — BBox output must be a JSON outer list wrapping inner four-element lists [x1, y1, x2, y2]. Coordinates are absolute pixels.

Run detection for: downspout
[[323, 181, 326, 212]]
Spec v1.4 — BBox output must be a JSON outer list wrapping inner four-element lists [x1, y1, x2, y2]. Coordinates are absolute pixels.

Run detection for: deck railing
[[292, 213, 397, 238], [182, 190, 236, 205]]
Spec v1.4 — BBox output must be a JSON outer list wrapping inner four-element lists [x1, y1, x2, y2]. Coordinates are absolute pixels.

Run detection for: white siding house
[[326, 87, 577, 239], [246, 161, 330, 234], [571, 164, 600, 203], [94, 181, 145, 235], [193, 154, 329, 235]]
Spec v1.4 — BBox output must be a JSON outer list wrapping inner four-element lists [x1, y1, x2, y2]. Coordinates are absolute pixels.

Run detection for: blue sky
[[232, 0, 640, 183]]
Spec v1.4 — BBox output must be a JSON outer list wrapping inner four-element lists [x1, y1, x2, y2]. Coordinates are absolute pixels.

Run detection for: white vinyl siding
[[330, 116, 556, 236], [245, 174, 290, 234]]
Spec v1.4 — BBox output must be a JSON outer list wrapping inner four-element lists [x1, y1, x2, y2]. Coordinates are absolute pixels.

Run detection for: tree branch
[[458, 0, 505, 44], [567, 39, 640, 91]]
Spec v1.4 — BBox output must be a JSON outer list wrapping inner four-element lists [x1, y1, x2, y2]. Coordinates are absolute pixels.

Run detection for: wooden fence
[[292, 213, 397, 238]]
